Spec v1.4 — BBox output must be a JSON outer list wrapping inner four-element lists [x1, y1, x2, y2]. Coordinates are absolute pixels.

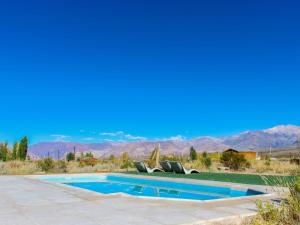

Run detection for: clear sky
[[0, 0, 300, 144]]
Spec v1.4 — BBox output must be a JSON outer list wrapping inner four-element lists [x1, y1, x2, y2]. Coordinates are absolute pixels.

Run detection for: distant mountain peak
[[264, 125, 300, 135]]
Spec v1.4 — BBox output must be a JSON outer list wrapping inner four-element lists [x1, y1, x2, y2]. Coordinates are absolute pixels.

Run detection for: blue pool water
[[40, 175, 263, 201]]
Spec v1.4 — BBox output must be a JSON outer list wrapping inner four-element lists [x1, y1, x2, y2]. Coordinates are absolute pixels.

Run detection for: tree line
[[0, 136, 28, 161]]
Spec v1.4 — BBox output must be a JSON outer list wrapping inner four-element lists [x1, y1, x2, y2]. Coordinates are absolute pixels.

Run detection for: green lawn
[[125, 172, 296, 186]]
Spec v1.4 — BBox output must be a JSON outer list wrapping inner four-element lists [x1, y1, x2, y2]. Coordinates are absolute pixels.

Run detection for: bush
[[220, 151, 250, 170], [251, 176, 300, 225], [85, 152, 94, 158], [119, 152, 134, 170], [265, 158, 271, 167], [79, 157, 98, 167], [56, 160, 67, 172], [66, 152, 75, 162], [37, 157, 55, 172], [120, 160, 134, 170], [201, 152, 212, 169]]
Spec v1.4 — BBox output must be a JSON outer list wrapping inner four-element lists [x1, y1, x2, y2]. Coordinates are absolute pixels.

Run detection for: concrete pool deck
[[0, 174, 276, 225]]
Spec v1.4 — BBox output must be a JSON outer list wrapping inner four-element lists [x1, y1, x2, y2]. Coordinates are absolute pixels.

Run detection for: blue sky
[[0, 0, 300, 144]]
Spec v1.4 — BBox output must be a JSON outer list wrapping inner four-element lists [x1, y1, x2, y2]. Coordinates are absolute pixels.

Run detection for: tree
[[201, 151, 212, 169], [66, 152, 75, 161], [189, 146, 198, 161], [220, 151, 250, 170], [0, 142, 9, 161], [18, 136, 28, 160], [12, 141, 19, 160]]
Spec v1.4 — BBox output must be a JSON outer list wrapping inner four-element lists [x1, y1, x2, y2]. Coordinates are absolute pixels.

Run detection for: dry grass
[[0, 160, 133, 175], [0, 158, 298, 176], [187, 158, 299, 175], [184, 160, 219, 172], [66, 161, 126, 173], [0, 161, 41, 175], [250, 160, 299, 175], [248, 176, 300, 225]]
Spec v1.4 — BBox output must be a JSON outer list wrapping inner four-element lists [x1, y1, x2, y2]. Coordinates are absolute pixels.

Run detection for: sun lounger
[[159, 160, 173, 172], [169, 161, 200, 174], [134, 161, 163, 173]]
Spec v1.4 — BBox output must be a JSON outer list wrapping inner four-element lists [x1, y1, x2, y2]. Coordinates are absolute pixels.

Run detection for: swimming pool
[[39, 175, 264, 201]]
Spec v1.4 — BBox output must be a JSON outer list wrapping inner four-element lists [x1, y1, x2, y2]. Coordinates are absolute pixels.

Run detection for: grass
[[125, 171, 296, 186], [0, 160, 123, 175], [251, 160, 299, 175]]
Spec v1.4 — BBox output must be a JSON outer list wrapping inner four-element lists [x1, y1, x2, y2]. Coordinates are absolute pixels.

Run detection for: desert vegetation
[[247, 176, 300, 225], [0, 139, 299, 177], [0, 155, 134, 175]]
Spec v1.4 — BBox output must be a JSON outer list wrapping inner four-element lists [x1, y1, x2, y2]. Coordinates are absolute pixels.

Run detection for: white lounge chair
[[169, 161, 200, 174], [134, 161, 163, 173]]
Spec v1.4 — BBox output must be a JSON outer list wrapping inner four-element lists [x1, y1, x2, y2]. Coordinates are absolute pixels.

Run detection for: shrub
[[79, 157, 97, 167], [118, 152, 134, 170], [265, 158, 271, 167], [66, 152, 75, 162], [85, 152, 94, 158], [37, 157, 55, 172], [201, 151, 212, 169], [120, 160, 134, 170], [251, 176, 300, 225], [56, 160, 67, 172], [220, 151, 250, 170]]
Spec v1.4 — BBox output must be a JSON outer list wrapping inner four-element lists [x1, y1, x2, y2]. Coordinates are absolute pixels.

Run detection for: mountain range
[[29, 125, 300, 159]]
